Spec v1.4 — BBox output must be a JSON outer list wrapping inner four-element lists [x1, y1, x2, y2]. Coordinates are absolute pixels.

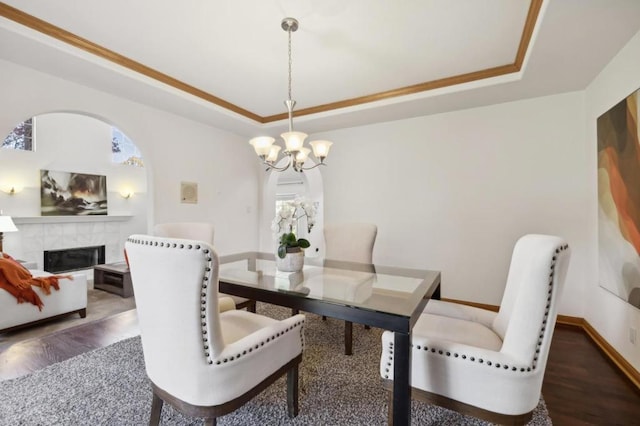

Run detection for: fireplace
[[44, 245, 105, 273]]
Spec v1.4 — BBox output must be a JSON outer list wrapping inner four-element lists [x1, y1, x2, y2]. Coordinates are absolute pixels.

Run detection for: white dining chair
[[125, 235, 305, 425], [323, 222, 377, 355], [154, 222, 256, 312], [380, 234, 571, 424]]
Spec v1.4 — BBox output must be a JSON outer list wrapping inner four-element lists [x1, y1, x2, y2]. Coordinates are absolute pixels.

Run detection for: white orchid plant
[[271, 198, 316, 259]]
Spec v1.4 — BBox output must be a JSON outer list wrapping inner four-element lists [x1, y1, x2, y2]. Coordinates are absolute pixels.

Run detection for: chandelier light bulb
[[266, 145, 282, 163], [249, 136, 275, 158], [295, 147, 311, 163], [309, 140, 333, 160], [281, 131, 307, 153]]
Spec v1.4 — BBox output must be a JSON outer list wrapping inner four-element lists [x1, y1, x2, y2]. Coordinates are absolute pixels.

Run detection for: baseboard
[[555, 314, 584, 327], [441, 297, 499, 312], [441, 298, 640, 390], [581, 319, 640, 390]]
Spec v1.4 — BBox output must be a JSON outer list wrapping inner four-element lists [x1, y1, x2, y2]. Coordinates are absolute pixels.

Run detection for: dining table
[[218, 252, 441, 426]]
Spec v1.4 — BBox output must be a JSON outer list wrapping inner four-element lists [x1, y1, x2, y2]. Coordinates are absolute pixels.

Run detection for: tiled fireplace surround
[[13, 216, 130, 286]]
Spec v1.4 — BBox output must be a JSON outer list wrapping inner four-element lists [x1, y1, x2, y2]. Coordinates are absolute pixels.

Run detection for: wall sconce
[[120, 189, 134, 199], [1, 185, 22, 195]]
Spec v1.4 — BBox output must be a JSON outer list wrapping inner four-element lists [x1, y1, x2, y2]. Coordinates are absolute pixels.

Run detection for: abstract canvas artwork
[[40, 170, 108, 216], [597, 88, 640, 309]]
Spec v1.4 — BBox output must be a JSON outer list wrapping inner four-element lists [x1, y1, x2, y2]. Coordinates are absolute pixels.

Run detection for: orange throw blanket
[[0, 258, 73, 311]]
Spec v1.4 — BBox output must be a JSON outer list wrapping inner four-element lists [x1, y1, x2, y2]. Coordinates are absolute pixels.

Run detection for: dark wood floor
[[1, 313, 639, 424], [542, 324, 640, 425]]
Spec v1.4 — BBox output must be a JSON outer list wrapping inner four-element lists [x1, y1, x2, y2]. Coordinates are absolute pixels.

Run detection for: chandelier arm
[[298, 162, 327, 171], [263, 157, 293, 172]]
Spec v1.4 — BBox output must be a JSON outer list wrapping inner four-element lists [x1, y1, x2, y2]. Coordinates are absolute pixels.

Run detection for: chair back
[[492, 234, 570, 368], [125, 235, 225, 397], [154, 222, 214, 244], [324, 223, 377, 264]]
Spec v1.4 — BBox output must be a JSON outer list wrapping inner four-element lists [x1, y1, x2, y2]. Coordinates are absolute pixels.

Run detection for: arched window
[[112, 127, 144, 167], [2, 118, 35, 151]]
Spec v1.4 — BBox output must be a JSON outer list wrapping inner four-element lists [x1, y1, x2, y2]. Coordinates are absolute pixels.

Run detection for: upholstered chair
[[380, 234, 570, 424], [125, 235, 305, 426], [323, 222, 378, 355], [154, 222, 256, 312]]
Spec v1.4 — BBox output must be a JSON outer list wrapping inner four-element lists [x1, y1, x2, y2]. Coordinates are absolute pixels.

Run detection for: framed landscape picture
[[40, 170, 108, 216]]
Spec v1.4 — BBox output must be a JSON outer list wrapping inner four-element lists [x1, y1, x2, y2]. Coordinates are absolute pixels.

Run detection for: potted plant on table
[[272, 198, 315, 272], [277, 231, 310, 259]]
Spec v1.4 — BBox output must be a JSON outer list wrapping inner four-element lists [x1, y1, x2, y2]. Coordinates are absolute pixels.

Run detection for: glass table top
[[219, 252, 440, 318]]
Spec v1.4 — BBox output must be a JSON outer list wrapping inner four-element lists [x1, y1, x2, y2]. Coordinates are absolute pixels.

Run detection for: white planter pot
[[276, 250, 304, 272]]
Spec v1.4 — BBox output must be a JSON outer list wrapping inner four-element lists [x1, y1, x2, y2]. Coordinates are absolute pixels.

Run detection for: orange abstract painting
[[597, 89, 640, 309]]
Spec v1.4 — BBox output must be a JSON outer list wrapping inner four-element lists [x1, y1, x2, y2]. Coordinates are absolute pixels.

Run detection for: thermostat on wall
[[180, 182, 198, 204]]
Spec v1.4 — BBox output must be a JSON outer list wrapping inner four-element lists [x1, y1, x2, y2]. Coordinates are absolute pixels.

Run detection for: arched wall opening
[[259, 158, 325, 257], [0, 111, 152, 270]]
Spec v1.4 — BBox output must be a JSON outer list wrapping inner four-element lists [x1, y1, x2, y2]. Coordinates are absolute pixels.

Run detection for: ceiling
[[1, 0, 640, 138]]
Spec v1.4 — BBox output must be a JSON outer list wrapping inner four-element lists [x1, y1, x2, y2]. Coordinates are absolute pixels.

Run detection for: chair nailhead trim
[[210, 319, 306, 366], [381, 242, 571, 378], [126, 237, 217, 363]]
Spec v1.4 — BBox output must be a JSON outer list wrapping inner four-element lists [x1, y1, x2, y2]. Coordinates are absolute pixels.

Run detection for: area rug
[[0, 304, 552, 425]]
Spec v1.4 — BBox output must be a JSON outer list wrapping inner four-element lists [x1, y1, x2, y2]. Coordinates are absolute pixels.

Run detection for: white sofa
[[0, 269, 88, 333]]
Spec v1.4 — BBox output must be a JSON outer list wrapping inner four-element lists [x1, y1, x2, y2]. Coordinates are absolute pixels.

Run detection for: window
[[111, 127, 144, 167], [2, 118, 35, 151]]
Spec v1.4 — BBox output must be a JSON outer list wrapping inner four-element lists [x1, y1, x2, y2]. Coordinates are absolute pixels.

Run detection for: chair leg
[[322, 315, 327, 321], [204, 418, 217, 426], [248, 300, 256, 313], [345, 321, 353, 355], [149, 392, 163, 426], [287, 364, 299, 418], [364, 324, 371, 330]]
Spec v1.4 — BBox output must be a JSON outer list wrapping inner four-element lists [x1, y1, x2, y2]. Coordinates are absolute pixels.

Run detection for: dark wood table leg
[[432, 283, 441, 300], [392, 331, 411, 425], [345, 321, 353, 355], [287, 364, 299, 417]]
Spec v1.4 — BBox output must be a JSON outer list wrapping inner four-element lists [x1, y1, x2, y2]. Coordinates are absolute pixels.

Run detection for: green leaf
[[284, 233, 297, 245], [297, 238, 310, 249]]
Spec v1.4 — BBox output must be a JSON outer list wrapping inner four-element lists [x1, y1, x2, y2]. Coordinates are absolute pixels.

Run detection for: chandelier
[[249, 17, 333, 172]]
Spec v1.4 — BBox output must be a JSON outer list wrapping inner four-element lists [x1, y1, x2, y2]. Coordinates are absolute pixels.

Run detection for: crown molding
[[0, 0, 543, 124]]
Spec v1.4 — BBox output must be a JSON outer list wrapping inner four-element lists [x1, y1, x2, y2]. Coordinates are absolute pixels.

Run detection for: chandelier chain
[[287, 27, 293, 102]]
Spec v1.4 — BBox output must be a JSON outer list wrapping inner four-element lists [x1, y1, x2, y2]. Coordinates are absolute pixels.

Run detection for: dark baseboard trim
[[441, 298, 640, 390], [580, 319, 640, 390], [441, 297, 499, 312]]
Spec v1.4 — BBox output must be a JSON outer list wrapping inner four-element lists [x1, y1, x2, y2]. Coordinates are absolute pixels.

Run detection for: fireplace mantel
[[13, 215, 132, 225]]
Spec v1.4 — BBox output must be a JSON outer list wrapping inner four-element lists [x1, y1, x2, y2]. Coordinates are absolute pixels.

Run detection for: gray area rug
[[0, 304, 552, 425]]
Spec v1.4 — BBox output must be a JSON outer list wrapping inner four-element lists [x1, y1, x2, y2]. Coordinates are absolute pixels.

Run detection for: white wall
[[305, 91, 588, 317], [0, 112, 148, 265], [0, 59, 259, 255], [0, 113, 148, 218], [585, 29, 640, 372]]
